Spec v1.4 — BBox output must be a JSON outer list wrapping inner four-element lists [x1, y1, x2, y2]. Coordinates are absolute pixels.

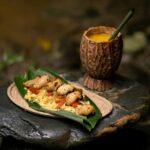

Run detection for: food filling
[[23, 74, 95, 116], [88, 34, 110, 42]]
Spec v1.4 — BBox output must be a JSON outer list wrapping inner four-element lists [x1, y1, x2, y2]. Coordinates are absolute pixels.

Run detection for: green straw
[[109, 9, 134, 41]]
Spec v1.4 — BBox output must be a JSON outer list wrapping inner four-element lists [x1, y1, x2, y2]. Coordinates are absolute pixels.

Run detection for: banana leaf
[[14, 67, 102, 131]]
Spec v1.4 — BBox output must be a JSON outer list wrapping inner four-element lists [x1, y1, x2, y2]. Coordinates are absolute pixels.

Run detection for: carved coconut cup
[[80, 26, 123, 91]]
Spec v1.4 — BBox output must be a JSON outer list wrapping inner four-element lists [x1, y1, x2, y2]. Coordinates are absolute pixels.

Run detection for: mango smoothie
[[88, 34, 110, 42]]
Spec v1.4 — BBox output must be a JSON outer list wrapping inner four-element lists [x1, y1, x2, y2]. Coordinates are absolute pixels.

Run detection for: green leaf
[[27, 101, 93, 131], [14, 67, 102, 131], [85, 96, 102, 128], [27, 66, 37, 79], [14, 76, 27, 97], [36, 68, 68, 83]]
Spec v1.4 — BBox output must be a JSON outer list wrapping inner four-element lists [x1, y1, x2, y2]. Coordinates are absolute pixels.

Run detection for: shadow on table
[[0, 127, 149, 150]]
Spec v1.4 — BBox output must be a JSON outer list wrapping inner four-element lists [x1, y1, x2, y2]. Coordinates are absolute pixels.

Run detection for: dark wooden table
[[0, 72, 149, 149]]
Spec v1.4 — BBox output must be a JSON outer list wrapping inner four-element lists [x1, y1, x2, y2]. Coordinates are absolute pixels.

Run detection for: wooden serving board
[[7, 82, 113, 118]]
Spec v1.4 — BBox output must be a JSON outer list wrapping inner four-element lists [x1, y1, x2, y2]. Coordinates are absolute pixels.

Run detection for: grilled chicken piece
[[46, 78, 63, 91], [53, 78, 63, 89], [33, 75, 50, 88], [66, 91, 82, 105], [24, 76, 40, 87], [46, 82, 54, 91], [76, 104, 95, 116], [57, 84, 74, 95]]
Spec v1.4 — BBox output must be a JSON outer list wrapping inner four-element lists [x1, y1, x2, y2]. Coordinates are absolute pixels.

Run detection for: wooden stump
[[83, 74, 113, 91]]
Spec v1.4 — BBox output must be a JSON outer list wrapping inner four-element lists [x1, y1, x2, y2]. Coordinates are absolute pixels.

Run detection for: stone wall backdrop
[[0, 0, 150, 149]]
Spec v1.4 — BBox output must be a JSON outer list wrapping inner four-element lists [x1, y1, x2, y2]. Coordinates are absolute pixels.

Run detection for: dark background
[[0, 0, 150, 149]]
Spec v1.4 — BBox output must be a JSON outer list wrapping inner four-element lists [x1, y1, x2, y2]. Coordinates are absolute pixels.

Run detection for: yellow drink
[[89, 34, 110, 42]]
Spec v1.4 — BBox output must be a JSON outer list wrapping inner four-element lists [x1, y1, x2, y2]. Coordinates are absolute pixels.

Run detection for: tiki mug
[[80, 26, 123, 91]]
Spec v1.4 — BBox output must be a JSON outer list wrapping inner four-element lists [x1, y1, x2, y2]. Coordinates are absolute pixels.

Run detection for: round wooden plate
[[7, 83, 113, 118]]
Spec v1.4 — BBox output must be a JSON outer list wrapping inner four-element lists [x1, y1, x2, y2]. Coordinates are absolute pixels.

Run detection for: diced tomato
[[55, 97, 65, 103], [56, 100, 66, 109], [55, 99, 61, 103], [71, 101, 80, 108], [29, 86, 39, 94], [47, 92, 53, 96], [52, 77, 57, 81]]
